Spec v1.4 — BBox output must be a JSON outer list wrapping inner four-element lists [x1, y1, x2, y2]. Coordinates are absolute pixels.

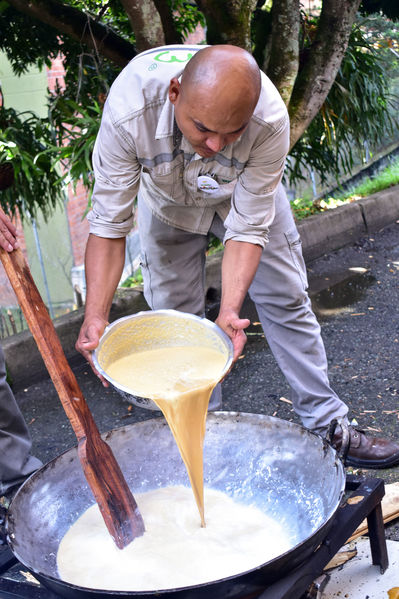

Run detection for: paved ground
[[13, 220, 399, 538]]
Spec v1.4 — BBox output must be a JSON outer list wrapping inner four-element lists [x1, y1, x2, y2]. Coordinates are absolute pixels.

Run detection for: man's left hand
[[216, 308, 250, 362]]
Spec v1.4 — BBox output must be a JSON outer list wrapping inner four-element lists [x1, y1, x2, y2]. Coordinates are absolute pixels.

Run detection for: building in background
[[0, 52, 90, 334]]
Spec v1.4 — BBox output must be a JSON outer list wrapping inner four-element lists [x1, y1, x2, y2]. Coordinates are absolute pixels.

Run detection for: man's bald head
[[181, 45, 261, 105], [169, 45, 261, 157]]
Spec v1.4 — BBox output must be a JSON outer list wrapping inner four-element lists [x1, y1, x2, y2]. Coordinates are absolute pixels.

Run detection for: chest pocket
[[141, 153, 186, 204], [195, 161, 244, 206]]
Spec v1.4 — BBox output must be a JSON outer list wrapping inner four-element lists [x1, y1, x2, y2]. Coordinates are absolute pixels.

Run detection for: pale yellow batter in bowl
[[93, 309, 233, 410]]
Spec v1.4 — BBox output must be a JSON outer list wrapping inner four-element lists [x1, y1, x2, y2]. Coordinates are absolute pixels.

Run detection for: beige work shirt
[[88, 45, 289, 248]]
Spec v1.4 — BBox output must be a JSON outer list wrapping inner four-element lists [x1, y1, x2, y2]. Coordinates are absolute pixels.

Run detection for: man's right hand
[[76, 315, 109, 385], [76, 234, 126, 386]]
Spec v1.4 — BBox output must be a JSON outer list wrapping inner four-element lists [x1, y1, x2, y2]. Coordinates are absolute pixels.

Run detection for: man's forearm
[[84, 234, 126, 322], [220, 239, 263, 317], [215, 239, 263, 360]]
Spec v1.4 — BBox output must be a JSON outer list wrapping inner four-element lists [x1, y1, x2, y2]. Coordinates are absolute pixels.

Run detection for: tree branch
[[119, 0, 166, 51], [6, 0, 137, 67], [266, 0, 300, 106], [288, 0, 361, 148]]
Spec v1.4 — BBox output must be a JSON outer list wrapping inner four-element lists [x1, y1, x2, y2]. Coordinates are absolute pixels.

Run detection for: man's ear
[[169, 78, 181, 105]]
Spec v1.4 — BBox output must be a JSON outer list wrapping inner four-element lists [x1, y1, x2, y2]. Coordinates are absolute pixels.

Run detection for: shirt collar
[[155, 98, 175, 140], [155, 97, 196, 156]]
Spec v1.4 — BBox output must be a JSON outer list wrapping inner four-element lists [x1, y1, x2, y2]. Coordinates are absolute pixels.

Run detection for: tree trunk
[[152, 0, 183, 45], [266, 0, 300, 106], [6, 0, 136, 67], [120, 0, 166, 52], [196, 0, 257, 51], [288, 0, 362, 149]]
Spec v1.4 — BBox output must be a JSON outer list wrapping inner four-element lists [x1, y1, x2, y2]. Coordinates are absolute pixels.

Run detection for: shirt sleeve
[[223, 111, 290, 248], [87, 102, 141, 238]]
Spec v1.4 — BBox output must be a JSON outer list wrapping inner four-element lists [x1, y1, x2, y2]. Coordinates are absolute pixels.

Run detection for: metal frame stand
[[258, 475, 388, 599]]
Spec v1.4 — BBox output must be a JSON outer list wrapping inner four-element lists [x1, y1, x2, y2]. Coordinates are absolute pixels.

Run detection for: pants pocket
[[284, 228, 309, 290]]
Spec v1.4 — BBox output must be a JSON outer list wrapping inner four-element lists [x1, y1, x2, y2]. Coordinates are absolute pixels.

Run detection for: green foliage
[[0, 1, 123, 113], [332, 156, 399, 200], [290, 196, 349, 220], [0, 2, 133, 77], [0, 4, 60, 74], [362, 13, 399, 79], [121, 269, 143, 288], [0, 107, 65, 220], [170, 0, 205, 37], [291, 155, 399, 220], [46, 97, 104, 199], [206, 233, 224, 255], [68, 0, 136, 40], [287, 17, 398, 186], [290, 197, 322, 220]]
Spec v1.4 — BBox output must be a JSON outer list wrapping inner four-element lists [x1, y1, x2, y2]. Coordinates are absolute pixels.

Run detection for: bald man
[[76, 44, 399, 469]]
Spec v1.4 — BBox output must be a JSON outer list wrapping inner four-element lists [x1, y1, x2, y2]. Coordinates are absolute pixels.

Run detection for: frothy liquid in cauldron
[[105, 344, 227, 526], [57, 486, 291, 591]]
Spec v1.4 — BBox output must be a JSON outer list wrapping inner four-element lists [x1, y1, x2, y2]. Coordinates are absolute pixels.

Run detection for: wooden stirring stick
[[0, 246, 145, 549]]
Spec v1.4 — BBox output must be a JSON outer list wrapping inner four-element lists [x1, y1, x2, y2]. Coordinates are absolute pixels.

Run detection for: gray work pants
[[0, 344, 42, 494], [137, 184, 348, 434]]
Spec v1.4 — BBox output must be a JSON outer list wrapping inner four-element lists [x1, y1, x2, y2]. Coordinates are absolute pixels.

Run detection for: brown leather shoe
[[329, 420, 399, 469]]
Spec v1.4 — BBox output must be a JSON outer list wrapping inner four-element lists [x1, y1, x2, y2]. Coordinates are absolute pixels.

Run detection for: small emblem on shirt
[[197, 175, 220, 193]]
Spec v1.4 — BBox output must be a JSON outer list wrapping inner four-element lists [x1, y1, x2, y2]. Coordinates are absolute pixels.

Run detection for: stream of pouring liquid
[[152, 381, 215, 527], [106, 346, 226, 527]]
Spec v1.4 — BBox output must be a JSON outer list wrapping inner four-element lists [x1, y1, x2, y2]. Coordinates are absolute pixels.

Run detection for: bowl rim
[[92, 309, 234, 400]]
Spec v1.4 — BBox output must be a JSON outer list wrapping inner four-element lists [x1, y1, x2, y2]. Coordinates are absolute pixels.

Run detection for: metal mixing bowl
[[93, 309, 234, 410]]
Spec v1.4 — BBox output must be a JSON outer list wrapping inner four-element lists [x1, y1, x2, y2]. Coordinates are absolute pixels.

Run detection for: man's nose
[[205, 134, 224, 153]]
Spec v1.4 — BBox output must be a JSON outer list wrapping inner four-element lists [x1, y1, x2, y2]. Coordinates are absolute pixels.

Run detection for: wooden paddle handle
[[1, 236, 145, 548], [0, 246, 96, 442]]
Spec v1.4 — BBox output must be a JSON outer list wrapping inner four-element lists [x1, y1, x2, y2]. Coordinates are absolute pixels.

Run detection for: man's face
[[169, 78, 253, 157]]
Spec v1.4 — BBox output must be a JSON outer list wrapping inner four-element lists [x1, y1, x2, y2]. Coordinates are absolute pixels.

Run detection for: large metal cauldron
[[6, 413, 345, 599]]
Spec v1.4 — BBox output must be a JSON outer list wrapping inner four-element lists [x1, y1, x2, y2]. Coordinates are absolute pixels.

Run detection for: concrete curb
[[3, 185, 399, 390], [299, 186, 399, 261]]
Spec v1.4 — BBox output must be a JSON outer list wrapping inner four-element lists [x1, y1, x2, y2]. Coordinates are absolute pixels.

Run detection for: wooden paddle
[[0, 245, 145, 549]]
